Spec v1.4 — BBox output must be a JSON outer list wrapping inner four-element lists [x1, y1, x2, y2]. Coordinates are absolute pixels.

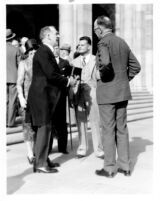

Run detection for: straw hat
[[6, 29, 16, 41]]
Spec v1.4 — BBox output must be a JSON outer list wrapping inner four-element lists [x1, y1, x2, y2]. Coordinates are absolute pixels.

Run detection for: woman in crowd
[[17, 39, 39, 164]]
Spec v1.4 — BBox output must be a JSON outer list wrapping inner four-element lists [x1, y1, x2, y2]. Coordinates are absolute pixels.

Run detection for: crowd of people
[[6, 15, 141, 177]]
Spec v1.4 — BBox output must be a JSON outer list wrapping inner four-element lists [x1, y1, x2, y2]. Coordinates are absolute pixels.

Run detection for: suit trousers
[[34, 124, 51, 168], [75, 84, 103, 156], [99, 101, 130, 172], [49, 91, 68, 153], [6, 83, 17, 127]]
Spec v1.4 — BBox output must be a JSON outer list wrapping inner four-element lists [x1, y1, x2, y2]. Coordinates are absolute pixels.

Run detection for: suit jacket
[[71, 54, 97, 88], [71, 54, 98, 106], [53, 57, 70, 122], [27, 44, 68, 126], [59, 57, 71, 76], [6, 42, 19, 83], [96, 33, 141, 104]]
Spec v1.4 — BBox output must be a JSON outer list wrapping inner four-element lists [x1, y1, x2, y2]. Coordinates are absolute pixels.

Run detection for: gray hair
[[39, 26, 55, 41], [95, 16, 112, 29]]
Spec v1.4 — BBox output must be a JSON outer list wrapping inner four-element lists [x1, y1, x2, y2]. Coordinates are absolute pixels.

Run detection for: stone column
[[116, 4, 151, 92], [143, 5, 153, 93], [59, 4, 74, 47], [59, 4, 92, 56]]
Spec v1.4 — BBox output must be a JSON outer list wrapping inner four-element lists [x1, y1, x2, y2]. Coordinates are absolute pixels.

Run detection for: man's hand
[[18, 94, 27, 109]]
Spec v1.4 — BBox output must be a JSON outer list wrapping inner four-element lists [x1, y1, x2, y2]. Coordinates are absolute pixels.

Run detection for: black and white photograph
[[1, 0, 160, 199]]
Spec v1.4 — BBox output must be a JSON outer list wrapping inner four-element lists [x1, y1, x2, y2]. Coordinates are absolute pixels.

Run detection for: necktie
[[82, 56, 86, 67]]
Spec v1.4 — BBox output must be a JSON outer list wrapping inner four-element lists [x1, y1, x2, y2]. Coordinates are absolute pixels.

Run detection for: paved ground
[[6, 118, 153, 195]]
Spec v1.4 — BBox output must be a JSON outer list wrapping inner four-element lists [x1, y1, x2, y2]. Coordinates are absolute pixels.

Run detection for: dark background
[[6, 4, 115, 53]]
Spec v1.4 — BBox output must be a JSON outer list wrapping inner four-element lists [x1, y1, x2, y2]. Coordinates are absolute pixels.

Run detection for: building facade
[[7, 4, 153, 93]]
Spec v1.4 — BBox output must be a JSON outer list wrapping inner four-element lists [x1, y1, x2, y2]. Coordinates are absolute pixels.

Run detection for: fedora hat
[[6, 29, 16, 41], [25, 39, 39, 54], [60, 43, 71, 52]]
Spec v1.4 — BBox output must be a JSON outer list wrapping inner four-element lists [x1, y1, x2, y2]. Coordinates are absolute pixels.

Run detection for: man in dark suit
[[50, 44, 71, 154], [94, 16, 141, 177], [26, 26, 76, 173], [6, 29, 20, 127]]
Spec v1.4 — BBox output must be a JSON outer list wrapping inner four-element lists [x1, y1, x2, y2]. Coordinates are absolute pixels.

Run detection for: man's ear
[[88, 45, 91, 51], [47, 33, 50, 40]]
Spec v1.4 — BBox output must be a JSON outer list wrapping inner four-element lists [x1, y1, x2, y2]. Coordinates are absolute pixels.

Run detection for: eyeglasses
[[56, 32, 60, 38]]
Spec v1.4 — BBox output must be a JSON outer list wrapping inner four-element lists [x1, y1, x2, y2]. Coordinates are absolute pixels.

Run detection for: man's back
[[6, 42, 18, 83], [96, 33, 141, 104]]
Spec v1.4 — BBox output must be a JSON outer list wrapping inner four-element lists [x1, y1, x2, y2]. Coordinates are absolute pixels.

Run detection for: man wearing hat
[[6, 28, 20, 127], [60, 43, 72, 64]]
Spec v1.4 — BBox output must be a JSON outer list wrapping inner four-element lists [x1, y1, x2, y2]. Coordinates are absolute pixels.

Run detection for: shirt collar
[[80, 53, 91, 64], [55, 56, 59, 64], [101, 29, 112, 38]]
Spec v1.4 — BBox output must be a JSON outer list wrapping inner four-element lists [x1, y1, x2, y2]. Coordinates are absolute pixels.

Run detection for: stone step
[[128, 99, 153, 105], [132, 96, 153, 100], [7, 112, 153, 145], [127, 102, 153, 110], [131, 92, 153, 97], [7, 125, 22, 134], [131, 91, 152, 94], [127, 107, 153, 115], [7, 91, 153, 145], [127, 112, 153, 122], [7, 123, 77, 135], [7, 126, 79, 145]]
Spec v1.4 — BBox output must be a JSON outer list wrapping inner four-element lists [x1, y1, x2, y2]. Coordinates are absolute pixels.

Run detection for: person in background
[[60, 43, 72, 64], [6, 29, 20, 127], [71, 36, 104, 159], [49, 43, 71, 154], [94, 16, 141, 178], [12, 39, 19, 48], [17, 39, 39, 164], [26, 26, 76, 173], [19, 37, 29, 60], [20, 37, 28, 54]]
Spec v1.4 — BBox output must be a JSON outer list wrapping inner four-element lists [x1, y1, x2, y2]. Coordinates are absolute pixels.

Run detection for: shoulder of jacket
[[71, 56, 80, 64], [91, 54, 96, 59]]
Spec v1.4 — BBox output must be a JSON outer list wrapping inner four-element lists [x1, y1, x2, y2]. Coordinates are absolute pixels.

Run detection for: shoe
[[76, 154, 86, 159], [34, 166, 58, 173], [96, 155, 104, 159], [48, 161, 60, 168], [95, 169, 116, 178], [59, 150, 69, 154], [27, 156, 35, 164], [117, 168, 131, 176]]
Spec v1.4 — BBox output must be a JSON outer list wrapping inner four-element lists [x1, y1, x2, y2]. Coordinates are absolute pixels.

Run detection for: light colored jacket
[[71, 54, 98, 88]]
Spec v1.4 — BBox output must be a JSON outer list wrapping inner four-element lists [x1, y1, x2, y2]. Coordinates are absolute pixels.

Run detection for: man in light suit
[[6, 29, 20, 127], [26, 26, 76, 173], [71, 36, 104, 158], [94, 16, 141, 178]]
